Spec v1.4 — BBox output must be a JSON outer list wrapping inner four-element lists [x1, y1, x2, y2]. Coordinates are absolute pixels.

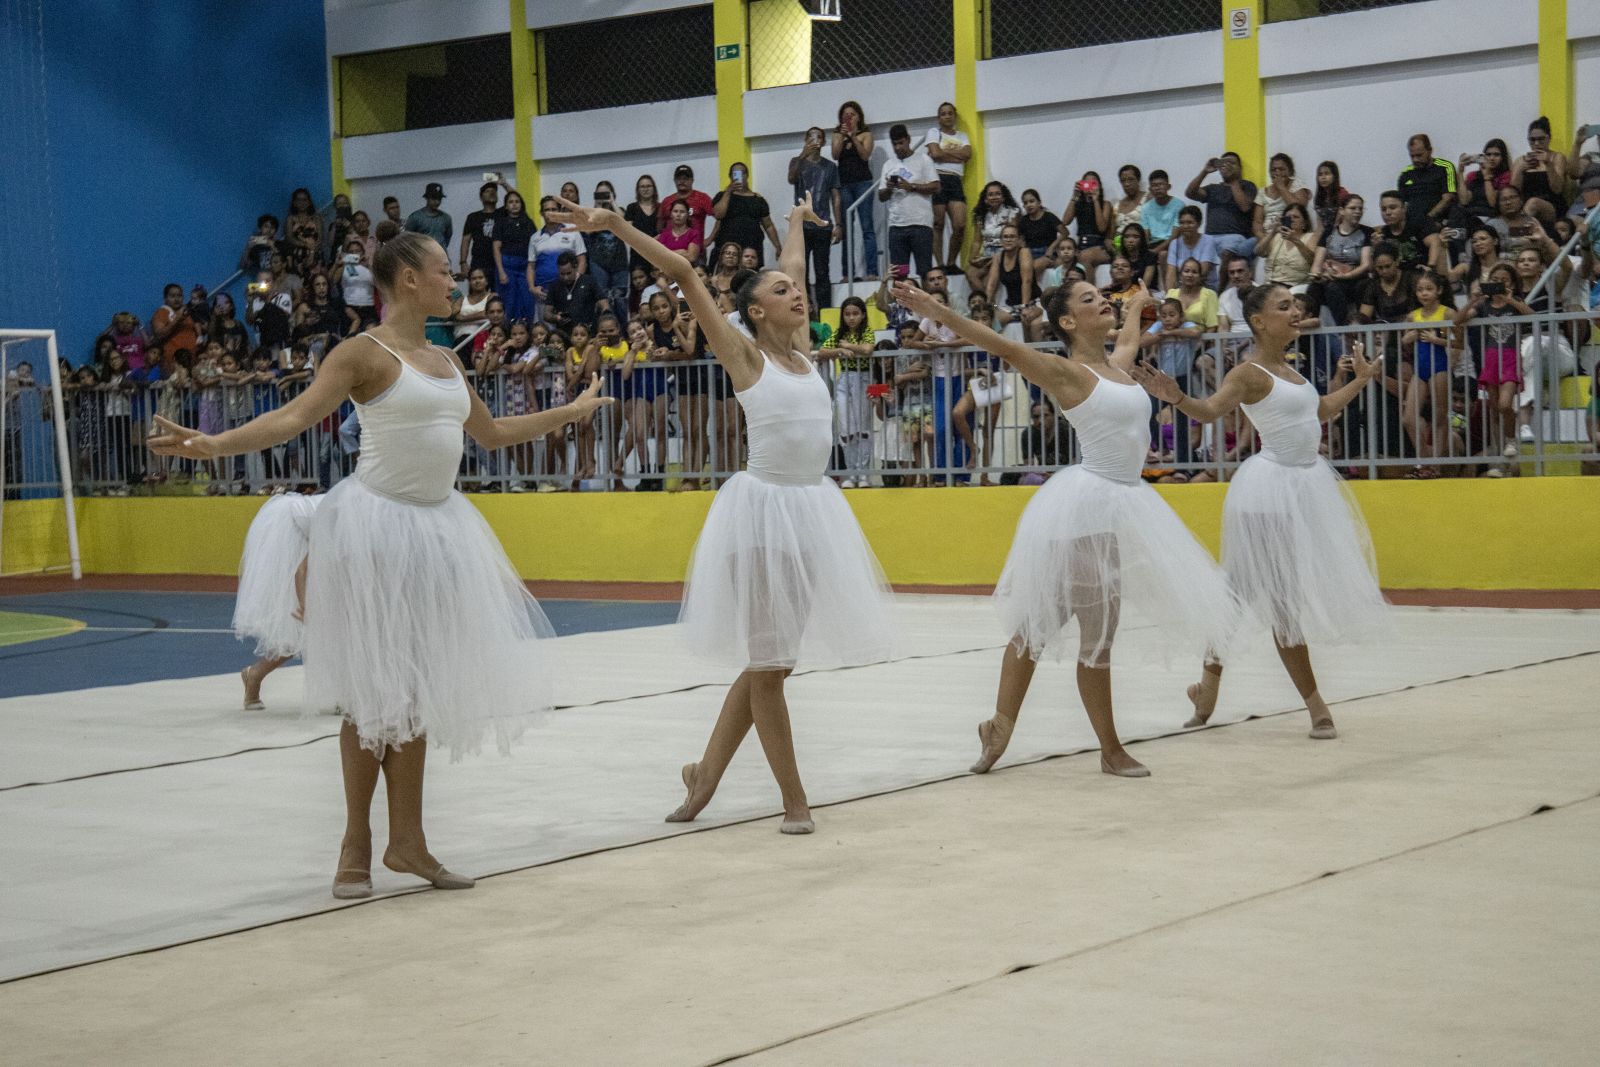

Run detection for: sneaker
[[1502, 442, 1519, 458], [1518, 425, 1535, 443], [1484, 467, 1505, 478], [536, 482, 559, 493]]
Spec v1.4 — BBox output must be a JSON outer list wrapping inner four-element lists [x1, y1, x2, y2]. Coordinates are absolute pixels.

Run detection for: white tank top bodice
[[737, 353, 834, 486], [1241, 364, 1321, 466], [356, 335, 471, 504], [1064, 368, 1151, 485]]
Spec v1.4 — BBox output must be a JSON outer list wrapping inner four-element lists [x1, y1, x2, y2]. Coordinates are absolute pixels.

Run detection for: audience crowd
[[11, 109, 1600, 494]]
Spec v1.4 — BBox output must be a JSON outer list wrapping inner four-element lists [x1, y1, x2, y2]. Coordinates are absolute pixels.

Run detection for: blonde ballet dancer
[[1133, 282, 1389, 739], [894, 279, 1235, 778], [234, 491, 319, 710], [150, 232, 612, 898], [551, 193, 898, 834]]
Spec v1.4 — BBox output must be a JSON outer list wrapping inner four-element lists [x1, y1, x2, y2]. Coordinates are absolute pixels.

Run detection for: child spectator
[[337, 239, 378, 331], [893, 320, 933, 486], [1141, 297, 1202, 464]]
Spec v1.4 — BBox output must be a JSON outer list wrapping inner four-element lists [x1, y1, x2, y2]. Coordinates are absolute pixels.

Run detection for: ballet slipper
[[241, 667, 265, 711], [1100, 751, 1151, 778], [1184, 675, 1219, 728], [383, 849, 475, 889], [779, 814, 815, 835], [665, 762, 703, 823], [1308, 719, 1338, 740], [970, 715, 1015, 774], [331, 869, 373, 899]]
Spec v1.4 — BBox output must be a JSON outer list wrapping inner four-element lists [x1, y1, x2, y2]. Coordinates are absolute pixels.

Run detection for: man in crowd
[[661, 164, 714, 248], [1377, 190, 1447, 276], [1186, 150, 1258, 269], [787, 126, 843, 308], [1396, 133, 1458, 226], [544, 251, 600, 335], [878, 123, 940, 280], [405, 183, 453, 252], [460, 179, 506, 278], [382, 196, 403, 226]]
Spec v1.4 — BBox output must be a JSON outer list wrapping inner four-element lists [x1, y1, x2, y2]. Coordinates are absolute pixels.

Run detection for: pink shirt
[[113, 331, 146, 371], [660, 190, 714, 243], [658, 225, 700, 256]]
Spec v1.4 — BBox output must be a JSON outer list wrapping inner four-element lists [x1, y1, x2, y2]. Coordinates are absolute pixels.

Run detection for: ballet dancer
[[551, 192, 897, 834], [234, 491, 319, 710], [150, 232, 612, 897], [1133, 282, 1388, 739], [893, 279, 1235, 778]]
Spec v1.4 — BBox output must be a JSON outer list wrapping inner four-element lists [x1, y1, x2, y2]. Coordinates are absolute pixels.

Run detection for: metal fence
[[3, 311, 1596, 500], [337, 36, 513, 137], [542, 7, 715, 114], [990, 0, 1221, 58]]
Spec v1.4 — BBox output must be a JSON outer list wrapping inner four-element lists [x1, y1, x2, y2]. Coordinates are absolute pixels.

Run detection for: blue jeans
[[1210, 233, 1257, 264], [932, 373, 968, 477], [840, 179, 880, 276], [498, 254, 534, 324], [589, 261, 628, 318]]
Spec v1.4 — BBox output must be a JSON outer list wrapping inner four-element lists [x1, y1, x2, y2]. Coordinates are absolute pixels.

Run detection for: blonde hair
[[372, 231, 436, 296]]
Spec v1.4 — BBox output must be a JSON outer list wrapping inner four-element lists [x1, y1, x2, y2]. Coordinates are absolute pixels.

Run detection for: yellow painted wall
[[5, 480, 1597, 590]]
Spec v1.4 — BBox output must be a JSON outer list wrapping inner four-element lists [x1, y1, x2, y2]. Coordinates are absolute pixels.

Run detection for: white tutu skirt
[[995, 466, 1237, 664], [303, 478, 556, 759], [679, 472, 899, 670], [1223, 455, 1390, 647], [233, 493, 319, 658]]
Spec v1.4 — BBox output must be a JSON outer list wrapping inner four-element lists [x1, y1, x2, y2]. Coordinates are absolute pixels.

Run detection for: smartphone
[[731, 166, 747, 184], [1076, 180, 1098, 194], [678, 299, 690, 314], [482, 171, 501, 183], [1480, 282, 1505, 297]]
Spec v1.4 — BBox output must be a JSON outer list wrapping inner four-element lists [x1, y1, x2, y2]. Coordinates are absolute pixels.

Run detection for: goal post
[[1, 329, 82, 579]]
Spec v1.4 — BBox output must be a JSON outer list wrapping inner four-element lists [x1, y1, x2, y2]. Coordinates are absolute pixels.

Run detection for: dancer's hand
[[1130, 362, 1185, 403], [548, 197, 620, 234], [568, 373, 616, 417], [147, 415, 220, 458], [1346, 340, 1382, 383], [791, 191, 824, 229], [890, 280, 939, 319], [1123, 280, 1154, 317]]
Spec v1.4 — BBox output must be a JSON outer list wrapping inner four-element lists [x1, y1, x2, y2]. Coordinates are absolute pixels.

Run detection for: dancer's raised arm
[[891, 281, 1073, 396], [1107, 284, 1154, 371], [1315, 342, 1382, 420]]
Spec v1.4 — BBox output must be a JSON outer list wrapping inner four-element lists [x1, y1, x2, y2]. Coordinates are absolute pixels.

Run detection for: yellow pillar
[[713, 0, 752, 177], [509, 0, 541, 200], [1220, 0, 1266, 183], [952, 0, 987, 202], [1537, 0, 1571, 149]]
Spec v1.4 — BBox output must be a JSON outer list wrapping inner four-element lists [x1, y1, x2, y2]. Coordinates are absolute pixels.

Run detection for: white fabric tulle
[[303, 477, 556, 759], [1223, 455, 1390, 647], [233, 493, 320, 658], [994, 466, 1237, 664], [679, 472, 898, 670]]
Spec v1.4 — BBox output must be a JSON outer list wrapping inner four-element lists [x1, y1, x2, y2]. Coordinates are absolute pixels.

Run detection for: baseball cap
[[673, 165, 693, 179], [424, 182, 446, 199]]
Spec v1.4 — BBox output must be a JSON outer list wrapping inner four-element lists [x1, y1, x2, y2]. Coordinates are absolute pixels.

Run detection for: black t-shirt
[[585, 229, 629, 274], [1379, 217, 1438, 273], [1202, 180, 1258, 236], [1358, 276, 1416, 324], [297, 297, 347, 339], [624, 202, 661, 269], [254, 303, 291, 349], [548, 274, 600, 331], [463, 208, 505, 270], [1018, 211, 1061, 251], [1396, 159, 1454, 223], [710, 191, 770, 257], [493, 214, 535, 259], [212, 319, 250, 358], [836, 132, 872, 184]]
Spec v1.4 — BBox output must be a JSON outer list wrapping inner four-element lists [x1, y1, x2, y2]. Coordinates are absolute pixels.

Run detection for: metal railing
[[4, 311, 1596, 499]]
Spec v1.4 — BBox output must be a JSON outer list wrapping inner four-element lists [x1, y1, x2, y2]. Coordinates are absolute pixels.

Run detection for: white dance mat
[[3, 597, 1597, 981]]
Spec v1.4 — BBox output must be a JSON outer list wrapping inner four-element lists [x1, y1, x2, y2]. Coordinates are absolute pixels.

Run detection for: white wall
[[325, 0, 506, 54]]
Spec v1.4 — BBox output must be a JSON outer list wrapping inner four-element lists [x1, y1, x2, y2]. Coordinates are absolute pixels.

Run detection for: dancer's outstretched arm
[[1107, 284, 1154, 372], [1314, 341, 1382, 421], [1133, 358, 1257, 422], [892, 282, 1079, 399], [775, 199, 822, 357], [464, 373, 612, 450]]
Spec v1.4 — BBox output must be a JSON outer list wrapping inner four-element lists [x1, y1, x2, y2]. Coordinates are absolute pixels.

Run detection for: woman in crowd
[[1309, 195, 1373, 325], [235, 491, 320, 710], [1017, 189, 1061, 259], [492, 189, 537, 324], [623, 174, 662, 272], [148, 232, 612, 897], [710, 161, 780, 269], [208, 293, 250, 361], [452, 267, 493, 349], [1135, 284, 1388, 741], [1067, 170, 1114, 271], [554, 192, 898, 835], [657, 199, 702, 264], [1355, 243, 1417, 460], [1112, 165, 1147, 242], [1167, 258, 1220, 334], [1512, 116, 1569, 226], [1258, 203, 1316, 287], [1118, 223, 1159, 289], [284, 188, 321, 255], [1311, 160, 1350, 234], [965, 181, 1020, 293], [832, 101, 879, 278], [823, 296, 877, 485], [925, 102, 973, 270], [709, 241, 743, 296], [895, 277, 1233, 779], [1254, 153, 1310, 238], [1459, 138, 1513, 220], [296, 272, 348, 351], [985, 221, 1041, 340], [1450, 225, 1504, 294], [585, 181, 631, 314]]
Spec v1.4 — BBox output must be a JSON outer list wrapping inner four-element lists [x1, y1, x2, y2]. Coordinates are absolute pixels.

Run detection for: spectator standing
[[239, 215, 283, 275], [1254, 153, 1311, 238], [337, 239, 379, 332], [381, 195, 402, 227], [295, 272, 348, 349], [1140, 297, 1203, 465], [545, 251, 601, 335], [1458, 139, 1513, 221], [1186, 151, 1259, 267], [1017, 188, 1061, 258], [878, 124, 940, 279], [788, 126, 843, 309], [660, 165, 714, 249], [245, 271, 293, 356], [531, 196, 585, 303], [923, 102, 972, 269], [1376, 191, 1446, 276], [1355, 243, 1417, 459], [1309, 194, 1373, 324], [349, 211, 377, 264], [833, 100, 880, 279], [1511, 117, 1569, 226], [624, 174, 662, 272], [1396, 133, 1458, 226], [460, 180, 506, 277], [1311, 161, 1351, 234], [284, 189, 321, 256], [824, 296, 876, 483], [709, 162, 779, 267], [1259, 204, 1316, 286], [403, 183, 453, 252], [453, 268, 493, 345], [150, 283, 198, 374], [1164, 206, 1221, 290], [491, 190, 537, 323], [584, 181, 630, 314], [1140, 170, 1183, 250], [208, 295, 250, 362], [965, 180, 1020, 293], [325, 194, 355, 267]]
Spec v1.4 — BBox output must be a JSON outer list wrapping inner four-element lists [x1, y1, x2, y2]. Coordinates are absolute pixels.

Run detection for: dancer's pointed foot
[[1305, 693, 1337, 740], [779, 810, 815, 835], [970, 715, 1015, 774], [332, 836, 372, 898], [241, 665, 265, 711], [383, 846, 474, 889], [1100, 749, 1151, 778], [665, 762, 710, 823], [1183, 674, 1219, 728]]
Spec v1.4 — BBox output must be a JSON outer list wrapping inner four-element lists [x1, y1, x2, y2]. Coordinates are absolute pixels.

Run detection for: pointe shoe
[[780, 815, 815, 835], [241, 668, 265, 711], [1308, 719, 1338, 740], [417, 865, 475, 890], [1183, 682, 1216, 728], [1100, 755, 1151, 778], [331, 870, 373, 899], [665, 762, 700, 823], [970, 715, 1014, 774]]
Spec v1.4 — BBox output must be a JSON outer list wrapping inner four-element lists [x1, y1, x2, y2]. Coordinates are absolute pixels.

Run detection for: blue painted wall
[[0, 0, 330, 364]]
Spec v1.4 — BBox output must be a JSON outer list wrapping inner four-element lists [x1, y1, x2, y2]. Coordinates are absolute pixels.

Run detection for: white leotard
[[736, 352, 833, 486], [357, 334, 471, 505], [1241, 363, 1320, 466]]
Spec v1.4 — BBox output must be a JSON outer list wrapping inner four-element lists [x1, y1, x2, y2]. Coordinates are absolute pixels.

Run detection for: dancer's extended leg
[[334, 720, 380, 896], [971, 638, 1035, 773], [1185, 659, 1224, 727], [666, 672, 754, 823], [1274, 639, 1337, 739], [748, 669, 813, 833], [380, 736, 474, 887], [1072, 575, 1148, 778]]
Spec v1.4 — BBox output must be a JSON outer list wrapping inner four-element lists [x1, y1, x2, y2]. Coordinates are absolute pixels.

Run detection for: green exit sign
[[715, 43, 740, 61]]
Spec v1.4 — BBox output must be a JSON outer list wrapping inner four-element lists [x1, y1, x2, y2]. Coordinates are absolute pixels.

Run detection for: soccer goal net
[[1, 330, 81, 578]]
